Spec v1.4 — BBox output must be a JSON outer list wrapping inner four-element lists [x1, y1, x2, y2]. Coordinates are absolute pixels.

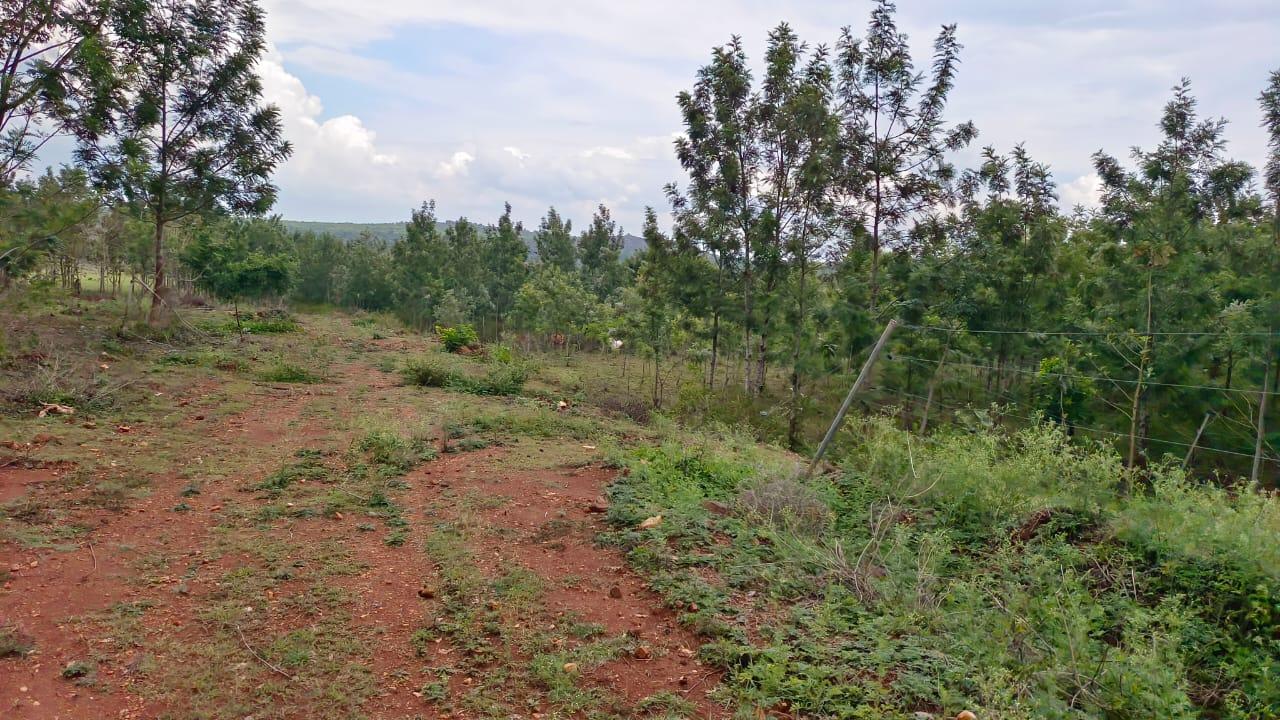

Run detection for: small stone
[[955, 713, 977, 720], [608, 586, 623, 599], [633, 645, 651, 660], [638, 515, 663, 530], [417, 587, 435, 599], [562, 662, 578, 673]]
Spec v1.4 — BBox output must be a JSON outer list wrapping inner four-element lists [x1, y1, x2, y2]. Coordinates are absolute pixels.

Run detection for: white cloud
[[1061, 172, 1103, 209], [250, 1, 1277, 228], [503, 146, 530, 162], [257, 46, 417, 220], [582, 146, 635, 161], [436, 150, 475, 179]]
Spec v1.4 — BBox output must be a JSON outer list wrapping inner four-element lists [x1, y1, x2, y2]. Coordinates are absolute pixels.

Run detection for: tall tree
[[78, 0, 291, 325], [483, 202, 528, 327], [392, 200, 446, 328], [576, 203, 625, 299], [674, 35, 763, 392], [1, 0, 114, 184], [834, 0, 976, 312], [533, 206, 575, 273], [1090, 79, 1248, 466]]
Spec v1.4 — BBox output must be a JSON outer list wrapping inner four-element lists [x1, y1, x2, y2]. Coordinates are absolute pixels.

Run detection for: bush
[[401, 356, 455, 387], [462, 363, 528, 396], [436, 324, 479, 353], [600, 420, 1280, 720]]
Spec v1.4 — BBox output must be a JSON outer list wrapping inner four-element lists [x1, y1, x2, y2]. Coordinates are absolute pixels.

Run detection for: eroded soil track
[[2, 350, 723, 719]]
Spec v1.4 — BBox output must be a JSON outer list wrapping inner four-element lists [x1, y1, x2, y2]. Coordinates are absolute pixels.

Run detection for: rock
[[608, 585, 623, 599], [562, 662, 578, 673], [633, 645, 651, 660], [417, 587, 435, 599], [586, 498, 609, 513], [638, 515, 663, 530], [955, 713, 977, 720]]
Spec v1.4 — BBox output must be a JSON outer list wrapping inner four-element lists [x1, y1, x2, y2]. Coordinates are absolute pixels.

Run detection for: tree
[[77, 0, 291, 326], [181, 217, 294, 329], [576, 203, 626, 299], [0, 164, 98, 288], [1, 0, 114, 184], [512, 264, 597, 350], [533, 206, 575, 273], [483, 202, 528, 327], [392, 200, 446, 328], [628, 208, 676, 406], [834, 0, 976, 311], [290, 229, 342, 305]]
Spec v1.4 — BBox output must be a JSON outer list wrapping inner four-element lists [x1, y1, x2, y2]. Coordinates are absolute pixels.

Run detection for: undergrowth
[[603, 418, 1280, 719]]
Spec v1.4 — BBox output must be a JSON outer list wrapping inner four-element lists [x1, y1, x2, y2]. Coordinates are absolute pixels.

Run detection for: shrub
[[436, 324, 479, 353], [600, 420, 1280, 720], [401, 356, 455, 387], [463, 363, 528, 396]]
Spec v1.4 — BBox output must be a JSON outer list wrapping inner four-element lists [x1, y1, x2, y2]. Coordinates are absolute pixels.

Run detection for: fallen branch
[[233, 622, 292, 679]]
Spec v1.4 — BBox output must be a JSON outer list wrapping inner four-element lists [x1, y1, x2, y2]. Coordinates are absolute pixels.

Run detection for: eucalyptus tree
[[833, 0, 976, 312], [576, 203, 625, 300], [392, 200, 446, 328], [482, 202, 528, 328], [533, 206, 575, 273], [77, 0, 290, 325], [673, 35, 764, 392], [1089, 79, 1252, 465]]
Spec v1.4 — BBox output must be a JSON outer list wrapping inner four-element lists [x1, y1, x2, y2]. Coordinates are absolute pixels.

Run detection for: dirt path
[[2, 353, 725, 719]]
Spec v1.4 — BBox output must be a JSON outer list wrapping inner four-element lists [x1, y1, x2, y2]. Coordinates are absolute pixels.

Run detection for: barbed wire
[[865, 385, 1270, 462], [903, 323, 1280, 339], [887, 353, 1280, 397]]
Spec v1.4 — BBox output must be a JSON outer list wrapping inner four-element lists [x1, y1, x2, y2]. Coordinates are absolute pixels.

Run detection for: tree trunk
[[147, 218, 173, 327]]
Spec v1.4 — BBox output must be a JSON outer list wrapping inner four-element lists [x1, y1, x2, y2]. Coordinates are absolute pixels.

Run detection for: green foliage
[[258, 361, 323, 384], [436, 323, 479, 353], [401, 356, 455, 388], [77, 0, 291, 322], [604, 419, 1280, 719], [181, 218, 296, 306]]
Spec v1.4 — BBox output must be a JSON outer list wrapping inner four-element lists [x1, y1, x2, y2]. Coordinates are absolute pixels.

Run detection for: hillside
[[282, 219, 647, 258]]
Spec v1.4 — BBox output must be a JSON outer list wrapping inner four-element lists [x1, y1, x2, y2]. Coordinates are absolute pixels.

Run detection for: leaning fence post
[[804, 318, 899, 479]]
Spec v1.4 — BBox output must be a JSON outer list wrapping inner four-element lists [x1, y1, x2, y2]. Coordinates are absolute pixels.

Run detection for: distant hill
[[282, 219, 646, 259]]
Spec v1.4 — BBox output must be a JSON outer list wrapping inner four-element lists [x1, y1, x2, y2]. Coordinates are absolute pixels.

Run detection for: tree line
[[2, 0, 1279, 479]]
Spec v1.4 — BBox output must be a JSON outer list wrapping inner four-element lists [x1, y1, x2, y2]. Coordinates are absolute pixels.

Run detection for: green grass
[[602, 418, 1280, 720], [257, 361, 324, 384]]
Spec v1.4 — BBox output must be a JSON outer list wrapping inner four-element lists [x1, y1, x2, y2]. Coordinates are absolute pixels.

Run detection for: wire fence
[[848, 322, 1279, 470]]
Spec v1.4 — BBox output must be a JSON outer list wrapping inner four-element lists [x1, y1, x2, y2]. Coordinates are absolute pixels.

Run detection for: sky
[[243, 1, 1278, 231]]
